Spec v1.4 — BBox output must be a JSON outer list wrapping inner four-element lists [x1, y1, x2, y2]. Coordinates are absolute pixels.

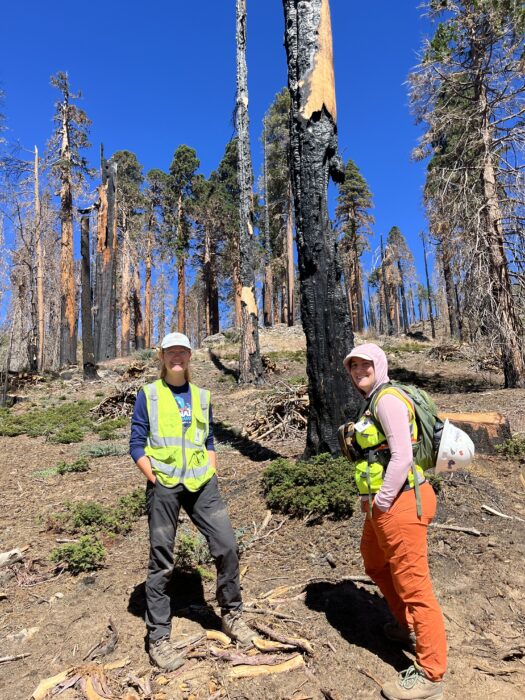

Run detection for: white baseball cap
[[160, 332, 192, 351]]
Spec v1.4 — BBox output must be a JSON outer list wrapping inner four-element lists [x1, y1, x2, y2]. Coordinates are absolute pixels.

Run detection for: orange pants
[[361, 481, 447, 681]]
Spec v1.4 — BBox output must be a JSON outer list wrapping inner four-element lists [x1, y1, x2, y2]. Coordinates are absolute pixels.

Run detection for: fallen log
[[439, 412, 511, 455]]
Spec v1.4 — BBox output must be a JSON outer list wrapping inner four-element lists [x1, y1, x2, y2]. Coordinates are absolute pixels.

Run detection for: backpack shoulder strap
[[369, 382, 414, 420]]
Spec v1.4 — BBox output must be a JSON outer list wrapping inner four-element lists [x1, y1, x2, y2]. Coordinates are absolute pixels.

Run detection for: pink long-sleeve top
[[372, 392, 422, 512]]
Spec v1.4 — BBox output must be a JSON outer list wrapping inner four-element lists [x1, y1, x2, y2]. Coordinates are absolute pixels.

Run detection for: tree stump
[[439, 412, 511, 454]]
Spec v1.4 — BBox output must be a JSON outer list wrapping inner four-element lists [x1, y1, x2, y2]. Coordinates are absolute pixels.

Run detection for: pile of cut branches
[[90, 382, 141, 420], [243, 381, 308, 441]]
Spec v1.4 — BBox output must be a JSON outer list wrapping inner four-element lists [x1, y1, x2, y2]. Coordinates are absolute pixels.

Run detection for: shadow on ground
[[305, 580, 411, 672], [214, 421, 282, 462], [208, 350, 239, 381], [128, 570, 223, 651], [390, 367, 499, 394]]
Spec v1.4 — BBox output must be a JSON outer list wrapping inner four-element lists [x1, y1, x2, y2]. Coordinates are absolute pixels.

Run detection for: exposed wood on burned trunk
[[80, 214, 98, 380], [236, 0, 264, 384], [94, 151, 118, 361], [282, 0, 360, 453]]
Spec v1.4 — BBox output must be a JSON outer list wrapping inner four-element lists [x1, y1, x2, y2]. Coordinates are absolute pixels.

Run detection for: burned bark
[[94, 152, 118, 361], [59, 116, 77, 366], [262, 122, 274, 327], [80, 214, 98, 380], [282, 0, 359, 454], [144, 226, 153, 348], [34, 147, 45, 372], [421, 231, 436, 339], [236, 0, 264, 384]]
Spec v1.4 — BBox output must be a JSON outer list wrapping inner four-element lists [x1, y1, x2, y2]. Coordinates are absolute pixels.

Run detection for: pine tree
[[410, 0, 525, 385], [335, 159, 374, 332]]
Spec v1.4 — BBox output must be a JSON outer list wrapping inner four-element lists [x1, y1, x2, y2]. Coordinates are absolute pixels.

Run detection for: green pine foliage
[[262, 454, 358, 519], [81, 443, 128, 458], [496, 435, 525, 457], [51, 535, 106, 574], [48, 488, 146, 537], [0, 401, 96, 442]]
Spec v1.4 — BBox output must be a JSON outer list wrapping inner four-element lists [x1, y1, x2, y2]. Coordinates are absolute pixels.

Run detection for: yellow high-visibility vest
[[144, 380, 215, 491], [353, 386, 424, 495]]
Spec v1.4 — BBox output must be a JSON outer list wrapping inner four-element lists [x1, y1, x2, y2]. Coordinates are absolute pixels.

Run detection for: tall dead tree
[[421, 231, 436, 339], [236, 0, 264, 384], [94, 150, 118, 361], [282, 0, 359, 454], [262, 120, 274, 327], [79, 211, 98, 379], [34, 147, 45, 371]]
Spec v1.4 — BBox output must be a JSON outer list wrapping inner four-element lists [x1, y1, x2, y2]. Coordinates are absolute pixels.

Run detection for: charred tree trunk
[[282, 0, 359, 454], [236, 0, 264, 384], [421, 231, 436, 339], [286, 181, 295, 326], [59, 114, 78, 366], [94, 152, 118, 361], [133, 260, 145, 350], [80, 214, 98, 379]]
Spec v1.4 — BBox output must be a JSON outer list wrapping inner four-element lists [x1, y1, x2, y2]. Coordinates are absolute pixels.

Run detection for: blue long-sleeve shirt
[[129, 381, 215, 463]]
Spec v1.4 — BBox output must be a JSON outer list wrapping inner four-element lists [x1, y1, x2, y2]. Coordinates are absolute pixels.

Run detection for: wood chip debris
[[243, 382, 308, 441]]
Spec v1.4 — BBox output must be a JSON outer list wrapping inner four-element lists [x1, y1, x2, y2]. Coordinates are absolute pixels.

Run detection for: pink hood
[[343, 343, 390, 398]]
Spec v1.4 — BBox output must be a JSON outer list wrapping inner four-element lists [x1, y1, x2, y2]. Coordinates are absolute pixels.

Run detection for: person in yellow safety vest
[[130, 332, 255, 671], [343, 343, 447, 700]]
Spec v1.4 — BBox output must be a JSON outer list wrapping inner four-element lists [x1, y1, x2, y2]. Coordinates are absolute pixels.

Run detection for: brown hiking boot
[[149, 636, 185, 671], [382, 665, 443, 700], [384, 620, 417, 652], [221, 610, 255, 647]]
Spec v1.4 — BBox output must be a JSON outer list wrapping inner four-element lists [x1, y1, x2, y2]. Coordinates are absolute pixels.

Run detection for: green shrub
[[57, 457, 89, 474], [81, 443, 128, 458], [93, 417, 128, 441], [0, 400, 96, 441], [262, 453, 358, 519], [48, 488, 146, 537], [51, 535, 106, 574], [427, 472, 443, 494], [175, 529, 213, 579], [496, 435, 525, 457]]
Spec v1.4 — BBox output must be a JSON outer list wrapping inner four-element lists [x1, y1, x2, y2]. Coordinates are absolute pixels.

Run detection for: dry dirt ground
[[1, 327, 524, 700]]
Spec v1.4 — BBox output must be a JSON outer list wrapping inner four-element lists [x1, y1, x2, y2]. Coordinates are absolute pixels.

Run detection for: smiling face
[[162, 345, 192, 377], [348, 357, 376, 396]]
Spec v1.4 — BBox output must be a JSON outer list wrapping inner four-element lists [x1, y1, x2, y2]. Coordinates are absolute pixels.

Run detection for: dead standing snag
[[282, 0, 360, 454]]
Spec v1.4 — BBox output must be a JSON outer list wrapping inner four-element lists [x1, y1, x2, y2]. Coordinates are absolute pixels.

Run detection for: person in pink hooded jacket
[[344, 343, 446, 700]]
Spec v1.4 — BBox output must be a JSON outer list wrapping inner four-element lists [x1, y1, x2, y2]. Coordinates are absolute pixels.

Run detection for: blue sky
[[0, 1, 433, 293]]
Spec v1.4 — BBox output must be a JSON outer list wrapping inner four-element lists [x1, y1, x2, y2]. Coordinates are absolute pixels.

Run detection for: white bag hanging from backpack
[[435, 419, 475, 474]]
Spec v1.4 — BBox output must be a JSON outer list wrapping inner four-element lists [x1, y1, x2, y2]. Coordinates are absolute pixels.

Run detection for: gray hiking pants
[[145, 474, 242, 642]]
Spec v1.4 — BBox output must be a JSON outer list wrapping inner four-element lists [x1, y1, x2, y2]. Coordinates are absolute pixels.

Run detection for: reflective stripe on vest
[[353, 389, 424, 495], [144, 380, 215, 491]]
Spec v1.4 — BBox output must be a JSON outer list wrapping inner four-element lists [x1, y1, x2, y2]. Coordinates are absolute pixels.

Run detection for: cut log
[[439, 412, 511, 454]]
